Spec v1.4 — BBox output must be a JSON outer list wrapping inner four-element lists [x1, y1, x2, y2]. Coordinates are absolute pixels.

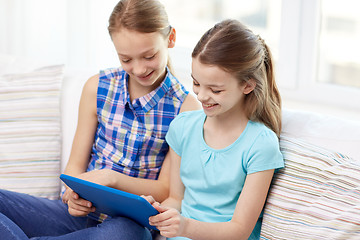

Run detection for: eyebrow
[[191, 74, 225, 88], [118, 49, 156, 58]]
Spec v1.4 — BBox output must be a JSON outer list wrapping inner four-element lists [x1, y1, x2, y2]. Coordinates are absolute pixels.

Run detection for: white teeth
[[203, 103, 215, 107]]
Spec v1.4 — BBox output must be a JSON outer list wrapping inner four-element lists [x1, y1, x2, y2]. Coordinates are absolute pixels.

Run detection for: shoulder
[[97, 68, 126, 86], [180, 93, 201, 113], [166, 72, 189, 101], [78, 74, 99, 116], [82, 74, 99, 97], [99, 67, 125, 79], [171, 110, 204, 128], [166, 110, 204, 150], [245, 121, 282, 161], [244, 121, 284, 173], [247, 121, 279, 149], [96, 68, 127, 99], [166, 72, 201, 112]]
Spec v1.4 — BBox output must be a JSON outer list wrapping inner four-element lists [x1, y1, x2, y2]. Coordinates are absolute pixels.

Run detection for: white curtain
[[0, 0, 120, 72]]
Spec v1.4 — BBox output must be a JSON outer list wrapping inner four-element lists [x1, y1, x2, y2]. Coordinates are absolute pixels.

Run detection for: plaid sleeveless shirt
[[87, 67, 188, 180]]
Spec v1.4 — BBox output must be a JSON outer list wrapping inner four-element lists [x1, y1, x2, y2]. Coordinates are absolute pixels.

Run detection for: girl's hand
[[62, 187, 96, 217], [149, 204, 187, 238]]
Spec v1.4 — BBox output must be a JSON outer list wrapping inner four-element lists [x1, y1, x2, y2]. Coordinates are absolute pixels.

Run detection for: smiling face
[[191, 57, 255, 119], [111, 28, 175, 94]]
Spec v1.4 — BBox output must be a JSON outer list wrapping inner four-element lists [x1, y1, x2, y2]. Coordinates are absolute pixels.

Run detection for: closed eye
[[211, 89, 223, 94], [145, 54, 156, 60], [121, 59, 131, 63]]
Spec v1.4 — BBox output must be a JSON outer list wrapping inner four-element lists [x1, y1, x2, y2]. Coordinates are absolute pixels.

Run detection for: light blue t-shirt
[[165, 110, 284, 240]]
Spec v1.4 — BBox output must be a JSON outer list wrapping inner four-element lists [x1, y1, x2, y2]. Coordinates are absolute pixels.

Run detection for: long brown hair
[[108, 0, 174, 73], [192, 19, 282, 137]]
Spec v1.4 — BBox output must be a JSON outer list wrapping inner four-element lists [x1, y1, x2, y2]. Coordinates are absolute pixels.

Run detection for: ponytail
[[256, 43, 282, 137]]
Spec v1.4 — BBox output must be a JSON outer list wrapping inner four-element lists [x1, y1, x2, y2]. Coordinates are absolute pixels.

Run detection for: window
[[163, 0, 360, 114], [318, 0, 360, 89], [278, 0, 360, 112]]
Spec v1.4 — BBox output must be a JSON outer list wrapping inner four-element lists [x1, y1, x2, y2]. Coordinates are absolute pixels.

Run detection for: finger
[[155, 220, 173, 229], [141, 195, 156, 204], [68, 206, 92, 217], [73, 198, 93, 208], [67, 200, 96, 216], [69, 192, 93, 208], [68, 197, 95, 212], [156, 216, 183, 238], [70, 201, 95, 212], [72, 192, 79, 200], [72, 201, 95, 213], [150, 208, 183, 231], [61, 193, 69, 204], [62, 197, 69, 204], [153, 203, 168, 213], [149, 209, 173, 225], [157, 227, 178, 238], [62, 188, 74, 204]]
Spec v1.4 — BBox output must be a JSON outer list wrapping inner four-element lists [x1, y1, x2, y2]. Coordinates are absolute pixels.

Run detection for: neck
[[207, 111, 248, 132], [128, 81, 153, 101], [209, 101, 248, 127], [203, 108, 249, 149], [127, 71, 166, 101]]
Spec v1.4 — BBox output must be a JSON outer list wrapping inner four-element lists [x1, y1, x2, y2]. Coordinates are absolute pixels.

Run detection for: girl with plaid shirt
[[0, 0, 199, 239]]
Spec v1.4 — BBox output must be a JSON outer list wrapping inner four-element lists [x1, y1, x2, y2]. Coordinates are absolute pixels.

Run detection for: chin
[[203, 110, 217, 117]]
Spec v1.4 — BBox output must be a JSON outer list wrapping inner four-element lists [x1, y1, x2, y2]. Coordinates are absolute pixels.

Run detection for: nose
[[196, 88, 209, 102], [132, 60, 147, 76]]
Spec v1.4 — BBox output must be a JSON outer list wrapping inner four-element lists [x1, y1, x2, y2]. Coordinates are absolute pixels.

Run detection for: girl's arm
[[148, 147, 185, 234], [158, 147, 185, 210], [63, 74, 99, 177], [61, 74, 99, 216], [151, 169, 275, 240]]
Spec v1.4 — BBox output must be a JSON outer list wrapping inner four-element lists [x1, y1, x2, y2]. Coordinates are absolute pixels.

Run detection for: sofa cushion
[[260, 136, 360, 239], [0, 64, 64, 200], [282, 108, 360, 161]]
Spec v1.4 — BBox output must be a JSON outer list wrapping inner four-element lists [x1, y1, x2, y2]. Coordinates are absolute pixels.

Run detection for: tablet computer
[[60, 174, 159, 230]]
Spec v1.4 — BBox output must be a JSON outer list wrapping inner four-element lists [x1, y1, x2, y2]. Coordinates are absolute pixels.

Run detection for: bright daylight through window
[[318, 0, 360, 89], [162, 0, 360, 113]]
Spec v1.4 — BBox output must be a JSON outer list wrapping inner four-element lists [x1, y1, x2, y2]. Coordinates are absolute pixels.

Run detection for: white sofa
[[62, 67, 360, 240], [1, 55, 360, 239], [261, 110, 360, 239]]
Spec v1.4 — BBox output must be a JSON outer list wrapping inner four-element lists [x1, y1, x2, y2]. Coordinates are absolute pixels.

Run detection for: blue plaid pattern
[[87, 67, 188, 180]]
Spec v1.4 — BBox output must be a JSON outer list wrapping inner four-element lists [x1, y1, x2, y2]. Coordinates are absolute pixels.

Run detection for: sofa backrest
[[260, 110, 360, 239]]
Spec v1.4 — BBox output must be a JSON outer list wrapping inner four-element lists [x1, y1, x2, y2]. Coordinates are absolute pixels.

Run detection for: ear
[[243, 79, 256, 95], [168, 28, 176, 48]]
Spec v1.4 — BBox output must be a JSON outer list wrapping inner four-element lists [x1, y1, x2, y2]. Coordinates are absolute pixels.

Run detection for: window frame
[[277, 0, 360, 111]]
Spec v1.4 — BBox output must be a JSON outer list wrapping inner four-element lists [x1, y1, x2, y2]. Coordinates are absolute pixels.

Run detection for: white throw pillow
[[0, 64, 64, 199], [261, 136, 360, 239], [282, 108, 360, 161]]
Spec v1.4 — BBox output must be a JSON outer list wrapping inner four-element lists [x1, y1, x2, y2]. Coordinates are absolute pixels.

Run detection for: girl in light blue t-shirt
[[144, 19, 284, 240]]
